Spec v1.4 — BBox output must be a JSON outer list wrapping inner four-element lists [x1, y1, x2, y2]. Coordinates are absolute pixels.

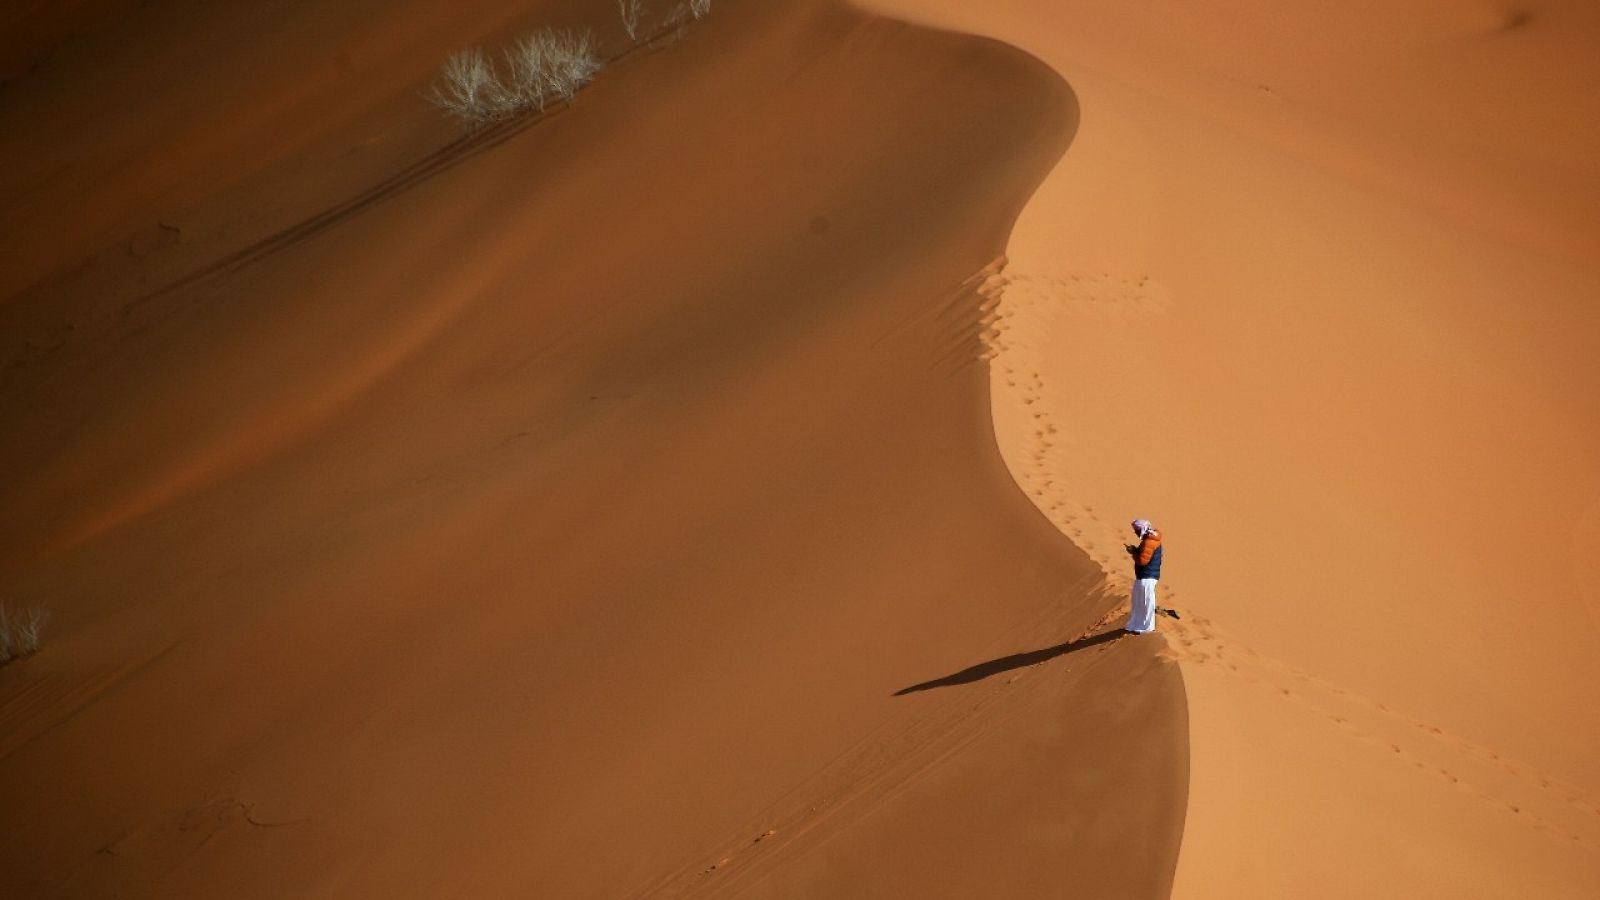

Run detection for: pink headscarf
[[1131, 518, 1154, 537]]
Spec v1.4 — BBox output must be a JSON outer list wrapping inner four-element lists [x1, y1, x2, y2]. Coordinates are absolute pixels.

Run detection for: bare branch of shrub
[[618, 0, 646, 41], [503, 37, 552, 113], [0, 602, 48, 665], [427, 48, 514, 128], [427, 26, 610, 129], [509, 29, 603, 106]]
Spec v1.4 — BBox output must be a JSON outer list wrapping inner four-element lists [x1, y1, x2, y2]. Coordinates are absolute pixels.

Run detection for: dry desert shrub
[[430, 29, 603, 128], [506, 29, 603, 107], [618, 0, 646, 41], [0, 602, 48, 665], [689, 0, 711, 19], [428, 47, 514, 127]]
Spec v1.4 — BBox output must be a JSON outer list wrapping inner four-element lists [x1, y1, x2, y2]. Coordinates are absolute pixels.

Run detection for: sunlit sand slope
[[859, 0, 1600, 896]]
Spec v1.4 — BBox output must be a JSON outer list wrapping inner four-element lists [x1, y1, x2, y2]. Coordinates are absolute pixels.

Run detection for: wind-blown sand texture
[[2, 0, 1596, 897]]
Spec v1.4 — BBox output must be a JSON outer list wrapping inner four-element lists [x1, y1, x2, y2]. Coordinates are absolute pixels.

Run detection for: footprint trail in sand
[[985, 259, 1600, 856]]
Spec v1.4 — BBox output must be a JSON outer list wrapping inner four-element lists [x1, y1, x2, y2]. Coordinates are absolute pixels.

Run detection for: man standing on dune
[[1124, 518, 1164, 634]]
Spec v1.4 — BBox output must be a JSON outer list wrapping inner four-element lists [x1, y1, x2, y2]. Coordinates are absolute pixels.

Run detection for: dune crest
[[2, 1, 1187, 896], [860, 0, 1600, 896]]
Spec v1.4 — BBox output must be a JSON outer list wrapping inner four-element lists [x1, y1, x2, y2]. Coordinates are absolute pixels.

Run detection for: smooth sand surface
[[10, 0, 1594, 895], [2, 1, 1186, 896], [857, 0, 1600, 896]]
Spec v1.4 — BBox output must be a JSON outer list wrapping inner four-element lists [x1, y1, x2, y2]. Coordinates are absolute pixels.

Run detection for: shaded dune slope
[[2, 1, 1186, 896]]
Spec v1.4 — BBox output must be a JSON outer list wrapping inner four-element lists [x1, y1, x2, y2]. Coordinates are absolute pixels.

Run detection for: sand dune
[[858, 0, 1600, 896], [8, 0, 1594, 895], [2, 1, 1184, 896]]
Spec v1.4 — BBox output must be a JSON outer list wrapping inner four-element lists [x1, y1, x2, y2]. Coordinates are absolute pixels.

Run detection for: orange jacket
[[1130, 529, 1163, 579]]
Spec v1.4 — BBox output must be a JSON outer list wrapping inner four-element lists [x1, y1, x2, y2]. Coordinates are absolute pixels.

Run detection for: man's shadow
[[893, 629, 1125, 696]]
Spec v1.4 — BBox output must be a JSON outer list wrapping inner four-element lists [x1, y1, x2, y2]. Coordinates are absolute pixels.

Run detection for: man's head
[[1131, 518, 1154, 538]]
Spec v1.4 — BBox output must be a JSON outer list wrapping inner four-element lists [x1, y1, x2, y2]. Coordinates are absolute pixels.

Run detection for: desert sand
[[857, 0, 1600, 896], [1, 0, 1596, 897], [3, 1, 1179, 896]]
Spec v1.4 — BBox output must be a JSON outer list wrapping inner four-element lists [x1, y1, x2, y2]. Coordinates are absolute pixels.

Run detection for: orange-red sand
[[862, 0, 1600, 896], [4, 0, 1597, 896], [3, 1, 1182, 896]]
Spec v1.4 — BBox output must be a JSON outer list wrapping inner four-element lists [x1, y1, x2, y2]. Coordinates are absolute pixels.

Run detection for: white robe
[[1126, 578, 1158, 633]]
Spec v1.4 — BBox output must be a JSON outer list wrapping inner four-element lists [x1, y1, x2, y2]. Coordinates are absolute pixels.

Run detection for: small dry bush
[[428, 47, 514, 127], [689, 0, 711, 19], [429, 29, 603, 128], [507, 29, 603, 106], [0, 603, 48, 665]]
